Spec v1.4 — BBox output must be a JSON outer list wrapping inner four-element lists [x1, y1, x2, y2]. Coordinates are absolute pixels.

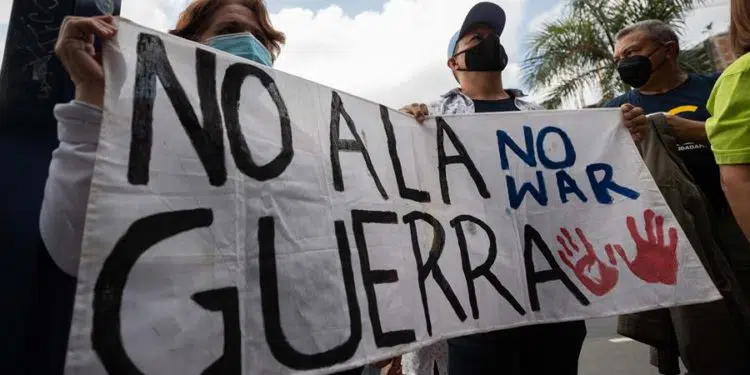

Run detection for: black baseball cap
[[448, 2, 507, 57]]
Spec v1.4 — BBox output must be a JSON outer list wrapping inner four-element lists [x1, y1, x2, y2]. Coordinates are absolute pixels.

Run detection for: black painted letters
[[129, 34, 226, 186], [259, 217, 362, 369], [92, 208, 215, 374], [353, 210, 416, 347], [221, 63, 294, 181], [523, 224, 589, 311], [329, 92, 389, 199], [403, 211, 467, 336], [451, 215, 526, 317], [436, 117, 490, 204], [381, 106, 430, 202]]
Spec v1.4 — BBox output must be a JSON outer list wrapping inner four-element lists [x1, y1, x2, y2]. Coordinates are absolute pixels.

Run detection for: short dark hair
[[170, 0, 285, 60], [730, 0, 750, 55], [616, 20, 680, 55]]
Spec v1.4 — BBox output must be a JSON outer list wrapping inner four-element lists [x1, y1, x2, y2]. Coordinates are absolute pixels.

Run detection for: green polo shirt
[[706, 52, 750, 164]]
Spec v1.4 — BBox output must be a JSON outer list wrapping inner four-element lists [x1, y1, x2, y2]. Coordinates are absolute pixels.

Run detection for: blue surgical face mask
[[207, 32, 273, 67]]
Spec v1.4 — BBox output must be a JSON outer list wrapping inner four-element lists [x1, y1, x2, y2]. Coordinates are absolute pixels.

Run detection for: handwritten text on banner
[[65, 19, 719, 375]]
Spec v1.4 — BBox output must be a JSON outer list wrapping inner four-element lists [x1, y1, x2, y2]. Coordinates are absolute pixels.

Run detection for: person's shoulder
[[689, 71, 722, 86], [709, 54, 750, 104], [603, 92, 632, 108], [430, 88, 473, 115], [507, 89, 543, 111], [719, 53, 750, 77], [515, 98, 543, 111]]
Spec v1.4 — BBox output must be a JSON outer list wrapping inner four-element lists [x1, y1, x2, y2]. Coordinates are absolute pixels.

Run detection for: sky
[[0, 0, 733, 108]]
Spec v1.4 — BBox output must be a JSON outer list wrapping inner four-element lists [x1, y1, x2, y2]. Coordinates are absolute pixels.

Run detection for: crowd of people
[[44, 0, 750, 374]]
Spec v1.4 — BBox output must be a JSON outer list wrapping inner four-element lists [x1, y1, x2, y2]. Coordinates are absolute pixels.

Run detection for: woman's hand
[[55, 15, 117, 108]]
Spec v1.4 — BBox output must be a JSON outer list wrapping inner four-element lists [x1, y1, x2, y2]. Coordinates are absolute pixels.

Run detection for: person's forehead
[[209, 3, 256, 25], [615, 31, 651, 52], [458, 25, 493, 43]]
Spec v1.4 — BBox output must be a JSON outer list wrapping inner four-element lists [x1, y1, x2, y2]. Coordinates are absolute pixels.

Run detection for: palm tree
[[522, 0, 715, 109]]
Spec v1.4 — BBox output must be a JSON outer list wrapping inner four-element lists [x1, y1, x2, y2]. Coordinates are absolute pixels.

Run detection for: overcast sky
[[0, 0, 732, 108]]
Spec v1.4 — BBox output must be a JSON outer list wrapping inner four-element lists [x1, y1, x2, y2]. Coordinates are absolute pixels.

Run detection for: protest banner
[[65, 18, 721, 375]]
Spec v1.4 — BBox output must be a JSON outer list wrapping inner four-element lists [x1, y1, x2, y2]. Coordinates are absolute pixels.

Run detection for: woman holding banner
[[43, 1, 379, 374]]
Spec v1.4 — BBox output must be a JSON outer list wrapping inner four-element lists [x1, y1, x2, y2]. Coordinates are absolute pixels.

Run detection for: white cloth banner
[[66, 19, 720, 375]]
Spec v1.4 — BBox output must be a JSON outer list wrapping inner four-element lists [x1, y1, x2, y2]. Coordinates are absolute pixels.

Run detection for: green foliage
[[522, 0, 713, 108]]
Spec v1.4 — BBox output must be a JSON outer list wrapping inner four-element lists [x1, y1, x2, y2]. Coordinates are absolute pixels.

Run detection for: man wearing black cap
[[401, 2, 587, 374], [402, 1, 539, 121]]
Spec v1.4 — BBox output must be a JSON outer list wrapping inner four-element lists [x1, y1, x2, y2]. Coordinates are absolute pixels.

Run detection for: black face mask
[[616, 45, 667, 88], [454, 34, 509, 72]]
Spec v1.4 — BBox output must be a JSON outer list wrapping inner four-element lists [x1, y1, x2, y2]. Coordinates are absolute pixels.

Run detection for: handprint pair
[[557, 209, 679, 296]]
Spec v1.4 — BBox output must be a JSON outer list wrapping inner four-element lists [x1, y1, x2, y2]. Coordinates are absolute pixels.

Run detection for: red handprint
[[557, 228, 621, 296], [615, 209, 678, 285]]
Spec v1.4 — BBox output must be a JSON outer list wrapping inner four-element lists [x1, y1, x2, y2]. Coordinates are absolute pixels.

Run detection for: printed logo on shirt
[[677, 143, 708, 151], [668, 105, 698, 116], [668, 105, 709, 153]]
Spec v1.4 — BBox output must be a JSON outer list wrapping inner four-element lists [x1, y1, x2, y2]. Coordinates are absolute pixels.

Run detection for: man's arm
[[720, 165, 750, 241], [664, 115, 707, 142]]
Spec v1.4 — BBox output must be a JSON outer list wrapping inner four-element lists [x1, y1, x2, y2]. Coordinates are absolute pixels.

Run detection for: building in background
[[704, 31, 738, 70]]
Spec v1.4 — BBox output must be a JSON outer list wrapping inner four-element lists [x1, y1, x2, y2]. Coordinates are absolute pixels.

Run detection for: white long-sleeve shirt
[[40, 100, 102, 277]]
